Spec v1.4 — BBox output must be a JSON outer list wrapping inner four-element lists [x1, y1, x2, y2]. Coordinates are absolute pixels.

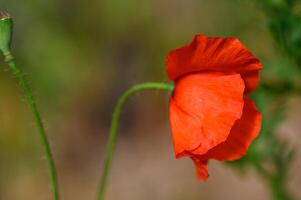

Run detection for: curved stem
[[3, 52, 59, 200], [97, 82, 174, 200]]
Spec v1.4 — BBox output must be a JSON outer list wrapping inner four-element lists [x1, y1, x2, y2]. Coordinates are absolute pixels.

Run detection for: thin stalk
[[3, 51, 59, 200], [97, 82, 174, 200]]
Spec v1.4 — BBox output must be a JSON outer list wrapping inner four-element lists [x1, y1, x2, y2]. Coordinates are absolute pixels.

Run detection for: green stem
[[97, 82, 174, 200], [3, 51, 59, 200]]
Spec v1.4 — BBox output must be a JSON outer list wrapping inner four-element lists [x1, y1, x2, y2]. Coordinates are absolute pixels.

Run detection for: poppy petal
[[169, 72, 245, 157], [203, 99, 262, 161], [241, 70, 260, 94], [191, 157, 209, 180], [166, 34, 262, 89]]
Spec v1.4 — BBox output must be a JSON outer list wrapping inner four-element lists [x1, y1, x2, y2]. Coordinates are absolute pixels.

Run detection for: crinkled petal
[[203, 99, 262, 161], [166, 34, 262, 92], [169, 72, 245, 157], [191, 157, 209, 180]]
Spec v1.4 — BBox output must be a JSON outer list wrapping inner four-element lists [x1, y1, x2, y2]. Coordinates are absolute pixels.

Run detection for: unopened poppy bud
[[0, 11, 13, 55]]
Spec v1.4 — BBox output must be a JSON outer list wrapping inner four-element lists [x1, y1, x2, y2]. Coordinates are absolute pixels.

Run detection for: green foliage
[[256, 0, 301, 67], [231, 0, 301, 199]]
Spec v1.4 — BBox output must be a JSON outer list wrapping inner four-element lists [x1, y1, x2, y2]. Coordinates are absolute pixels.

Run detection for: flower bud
[[0, 11, 13, 54]]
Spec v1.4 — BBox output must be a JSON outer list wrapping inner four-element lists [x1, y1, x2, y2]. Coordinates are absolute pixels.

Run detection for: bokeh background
[[0, 0, 301, 199]]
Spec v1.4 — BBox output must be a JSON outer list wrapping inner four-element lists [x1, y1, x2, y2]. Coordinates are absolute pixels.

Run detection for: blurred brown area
[[0, 0, 300, 199]]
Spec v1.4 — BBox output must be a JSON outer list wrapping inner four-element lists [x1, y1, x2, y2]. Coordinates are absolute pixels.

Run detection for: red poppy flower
[[167, 34, 262, 180]]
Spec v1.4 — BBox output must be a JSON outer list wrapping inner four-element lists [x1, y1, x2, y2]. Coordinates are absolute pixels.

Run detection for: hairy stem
[[97, 82, 174, 200], [3, 51, 59, 200]]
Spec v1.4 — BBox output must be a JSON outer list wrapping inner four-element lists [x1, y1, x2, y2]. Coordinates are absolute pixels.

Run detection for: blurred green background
[[0, 0, 300, 199]]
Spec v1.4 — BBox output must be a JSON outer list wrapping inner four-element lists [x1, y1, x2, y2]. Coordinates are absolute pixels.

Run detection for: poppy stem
[[2, 51, 60, 200], [97, 82, 174, 200]]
